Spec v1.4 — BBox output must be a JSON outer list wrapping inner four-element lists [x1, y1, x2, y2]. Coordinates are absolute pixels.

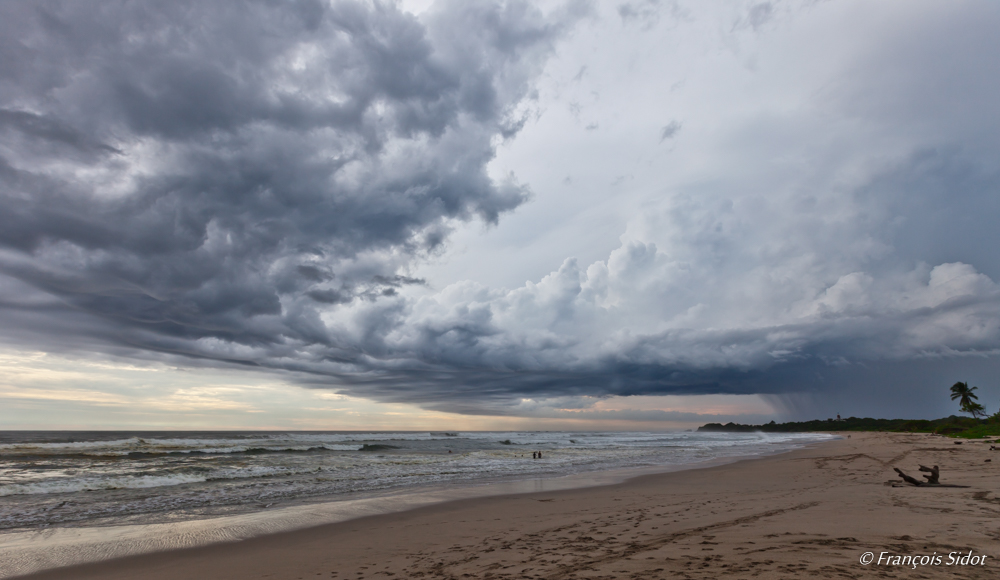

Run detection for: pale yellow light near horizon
[[0, 349, 778, 430]]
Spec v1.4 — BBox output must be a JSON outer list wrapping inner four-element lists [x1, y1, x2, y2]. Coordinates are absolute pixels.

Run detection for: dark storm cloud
[[288, 262, 1000, 415], [0, 109, 122, 158], [3, 0, 1000, 421], [0, 1, 587, 376]]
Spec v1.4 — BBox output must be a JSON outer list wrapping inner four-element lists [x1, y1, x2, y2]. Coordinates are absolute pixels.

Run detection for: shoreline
[[11, 431, 1000, 579], [1, 437, 828, 579]]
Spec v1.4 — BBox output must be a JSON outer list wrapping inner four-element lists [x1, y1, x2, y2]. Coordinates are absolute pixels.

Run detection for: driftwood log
[[892, 465, 969, 488]]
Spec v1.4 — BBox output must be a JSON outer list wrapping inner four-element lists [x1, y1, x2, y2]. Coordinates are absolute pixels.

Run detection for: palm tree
[[950, 381, 985, 419]]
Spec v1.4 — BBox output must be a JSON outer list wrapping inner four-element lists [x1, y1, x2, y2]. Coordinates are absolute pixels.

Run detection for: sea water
[[0, 430, 832, 533]]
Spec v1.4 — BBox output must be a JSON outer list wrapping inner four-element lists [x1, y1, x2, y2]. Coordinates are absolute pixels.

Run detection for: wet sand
[[12, 432, 1000, 579]]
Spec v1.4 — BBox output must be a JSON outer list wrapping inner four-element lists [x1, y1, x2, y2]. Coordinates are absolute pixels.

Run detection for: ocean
[[0, 430, 833, 534]]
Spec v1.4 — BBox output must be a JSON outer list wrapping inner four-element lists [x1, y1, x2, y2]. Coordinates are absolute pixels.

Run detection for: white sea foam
[[0, 473, 210, 496], [0, 430, 834, 530], [0, 441, 837, 580]]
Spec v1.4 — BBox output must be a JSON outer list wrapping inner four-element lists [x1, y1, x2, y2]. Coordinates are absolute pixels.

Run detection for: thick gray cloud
[[3, 0, 1000, 421], [0, 0, 582, 373]]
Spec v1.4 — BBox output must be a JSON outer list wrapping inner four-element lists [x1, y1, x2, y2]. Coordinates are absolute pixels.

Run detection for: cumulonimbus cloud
[[0, 0, 587, 378], [2, 0, 1000, 418]]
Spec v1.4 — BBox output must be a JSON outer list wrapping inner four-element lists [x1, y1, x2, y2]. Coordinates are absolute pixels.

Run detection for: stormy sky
[[2, 0, 999, 428]]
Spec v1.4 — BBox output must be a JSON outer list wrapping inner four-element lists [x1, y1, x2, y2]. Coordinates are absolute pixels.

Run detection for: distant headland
[[698, 415, 1000, 439]]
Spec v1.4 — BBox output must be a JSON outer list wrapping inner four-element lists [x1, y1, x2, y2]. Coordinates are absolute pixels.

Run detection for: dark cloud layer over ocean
[[2, 0, 1000, 420]]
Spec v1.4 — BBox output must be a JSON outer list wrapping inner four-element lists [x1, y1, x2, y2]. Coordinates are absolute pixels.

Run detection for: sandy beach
[[12, 432, 999, 579]]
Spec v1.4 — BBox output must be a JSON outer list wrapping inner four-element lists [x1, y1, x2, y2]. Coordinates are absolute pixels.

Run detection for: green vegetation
[[698, 414, 1000, 438], [701, 381, 999, 438]]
